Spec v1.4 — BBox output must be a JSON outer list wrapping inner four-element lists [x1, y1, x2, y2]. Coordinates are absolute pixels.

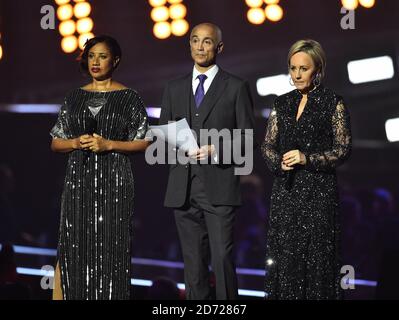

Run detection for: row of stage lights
[[0, 1, 378, 58], [246, 0, 377, 25], [55, 0, 94, 53], [149, 0, 189, 40], [341, 0, 376, 10], [246, 0, 284, 25]]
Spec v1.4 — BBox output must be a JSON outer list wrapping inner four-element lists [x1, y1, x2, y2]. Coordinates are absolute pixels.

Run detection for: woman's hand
[[282, 149, 307, 167], [76, 134, 91, 150], [281, 161, 294, 171], [81, 134, 111, 153]]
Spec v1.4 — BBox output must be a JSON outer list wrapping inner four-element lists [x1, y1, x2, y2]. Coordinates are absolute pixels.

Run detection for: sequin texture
[[261, 86, 352, 300], [50, 88, 148, 300]]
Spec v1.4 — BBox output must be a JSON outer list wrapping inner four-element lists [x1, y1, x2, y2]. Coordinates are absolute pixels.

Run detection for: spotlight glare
[[168, 0, 183, 4], [151, 6, 170, 22], [265, 4, 283, 22], [264, 0, 279, 4], [247, 8, 266, 25], [57, 4, 74, 21], [359, 0, 375, 8], [385, 118, 399, 142], [169, 4, 187, 20], [78, 32, 95, 50], [74, 2, 91, 19], [149, 0, 167, 7], [76, 17, 94, 34], [257, 74, 292, 96], [0, 45, 3, 60], [347, 56, 395, 84], [55, 0, 70, 5], [341, 0, 359, 10], [61, 35, 78, 53], [59, 20, 76, 36], [171, 19, 189, 36], [246, 0, 263, 8], [153, 21, 171, 39]]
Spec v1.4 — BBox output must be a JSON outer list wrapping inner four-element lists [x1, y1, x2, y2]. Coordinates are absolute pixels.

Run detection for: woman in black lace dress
[[262, 39, 352, 299], [50, 35, 149, 300]]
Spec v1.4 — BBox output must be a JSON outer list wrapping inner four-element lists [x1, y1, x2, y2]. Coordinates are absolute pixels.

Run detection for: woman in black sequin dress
[[262, 40, 352, 299], [50, 36, 149, 300]]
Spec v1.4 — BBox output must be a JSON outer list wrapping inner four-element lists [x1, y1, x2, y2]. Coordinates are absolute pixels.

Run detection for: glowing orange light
[[247, 8, 266, 24], [153, 21, 172, 39], [265, 4, 283, 22], [61, 35, 78, 53]]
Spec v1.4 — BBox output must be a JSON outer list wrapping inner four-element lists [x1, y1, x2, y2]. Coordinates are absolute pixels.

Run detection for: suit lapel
[[179, 73, 192, 126], [198, 69, 228, 125]]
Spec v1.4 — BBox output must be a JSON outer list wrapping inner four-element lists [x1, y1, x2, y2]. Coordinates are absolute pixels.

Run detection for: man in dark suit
[[159, 23, 255, 300]]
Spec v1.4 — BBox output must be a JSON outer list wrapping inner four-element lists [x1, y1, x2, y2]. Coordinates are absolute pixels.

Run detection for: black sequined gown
[[262, 86, 352, 300], [50, 88, 148, 300]]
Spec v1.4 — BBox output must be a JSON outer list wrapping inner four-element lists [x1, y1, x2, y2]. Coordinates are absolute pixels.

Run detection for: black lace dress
[[50, 88, 148, 300], [262, 86, 352, 300]]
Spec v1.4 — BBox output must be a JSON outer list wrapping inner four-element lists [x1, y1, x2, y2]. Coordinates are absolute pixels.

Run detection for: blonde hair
[[287, 39, 326, 81]]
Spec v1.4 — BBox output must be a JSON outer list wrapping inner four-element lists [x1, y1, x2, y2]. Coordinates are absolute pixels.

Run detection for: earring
[[313, 73, 321, 87]]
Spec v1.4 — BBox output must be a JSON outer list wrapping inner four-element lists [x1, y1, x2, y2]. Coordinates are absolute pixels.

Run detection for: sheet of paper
[[149, 118, 199, 153]]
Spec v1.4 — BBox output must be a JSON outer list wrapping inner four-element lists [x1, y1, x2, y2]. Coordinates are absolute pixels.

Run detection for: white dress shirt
[[192, 64, 219, 95], [191, 64, 220, 163]]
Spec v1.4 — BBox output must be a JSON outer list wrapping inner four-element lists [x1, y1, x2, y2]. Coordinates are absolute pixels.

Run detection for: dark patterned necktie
[[194, 74, 208, 108]]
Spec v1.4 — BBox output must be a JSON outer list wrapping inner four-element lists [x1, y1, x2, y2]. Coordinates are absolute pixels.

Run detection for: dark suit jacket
[[159, 68, 255, 208]]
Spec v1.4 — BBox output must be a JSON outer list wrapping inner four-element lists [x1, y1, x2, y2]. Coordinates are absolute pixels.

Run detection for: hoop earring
[[289, 77, 295, 86], [313, 73, 321, 87]]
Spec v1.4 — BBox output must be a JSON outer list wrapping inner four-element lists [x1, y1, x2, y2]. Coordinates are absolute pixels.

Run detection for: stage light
[[341, 0, 359, 10], [385, 118, 399, 142], [55, 0, 70, 5], [171, 19, 189, 36], [78, 32, 94, 49], [150, 0, 189, 39], [151, 6, 169, 22], [74, 1, 91, 18], [153, 21, 172, 39], [59, 20, 76, 36], [265, 4, 283, 22], [149, 0, 167, 6], [61, 35, 78, 53], [257, 74, 292, 96], [247, 8, 266, 25], [56, 0, 94, 54], [169, 3, 187, 20], [347, 56, 395, 84], [76, 17, 93, 34], [359, 0, 375, 8], [246, 0, 263, 8], [245, 0, 285, 25], [0, 33, 2, 61], [57, 4, 74, 21]]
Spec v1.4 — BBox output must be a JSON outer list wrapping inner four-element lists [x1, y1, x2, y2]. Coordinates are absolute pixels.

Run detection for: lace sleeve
[[261, 106, 283, 177], [304, 100, 352, 172]]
